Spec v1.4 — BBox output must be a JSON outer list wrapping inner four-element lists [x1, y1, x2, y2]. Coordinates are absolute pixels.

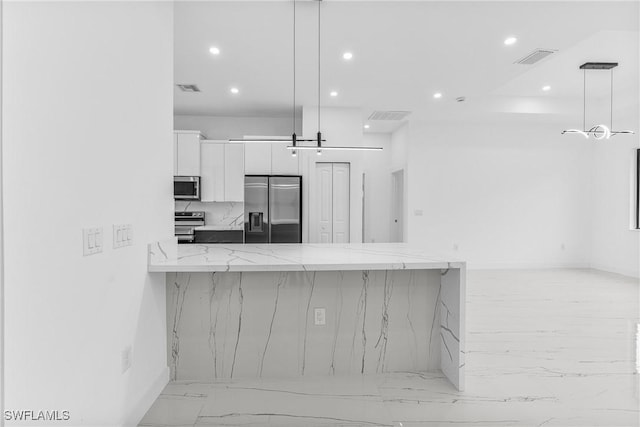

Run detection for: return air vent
[[514, 49, 557, 65], [367, 111, 411, 121], [176, 84, 201, 92]]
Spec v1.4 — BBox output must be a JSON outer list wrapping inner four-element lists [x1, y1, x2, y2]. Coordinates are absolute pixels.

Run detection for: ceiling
[[174, 1, 639, 132]]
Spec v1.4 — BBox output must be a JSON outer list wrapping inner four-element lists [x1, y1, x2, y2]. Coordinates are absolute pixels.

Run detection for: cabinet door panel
[[224, 144, 244, 202], [271, 142, 299, 174], [176, 133, 201, 176], [244, 142, 271, 175], [200, 143, 225, 202]]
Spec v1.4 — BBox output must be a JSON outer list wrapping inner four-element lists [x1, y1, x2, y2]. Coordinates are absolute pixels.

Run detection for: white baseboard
[[467, 262, 591, 270], [123, 366, 169, 427], [589, 263, 640, 279]]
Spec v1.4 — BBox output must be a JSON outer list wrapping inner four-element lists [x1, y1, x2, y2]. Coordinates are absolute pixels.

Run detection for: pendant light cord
[[610, 68, 614, 131], [583, 68, 586, 132], [292, 0, 296, 135], [317, 0, 321, 135]]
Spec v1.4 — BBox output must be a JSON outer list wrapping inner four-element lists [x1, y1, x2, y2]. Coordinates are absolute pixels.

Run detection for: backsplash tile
[[175, 201, 244, 227]]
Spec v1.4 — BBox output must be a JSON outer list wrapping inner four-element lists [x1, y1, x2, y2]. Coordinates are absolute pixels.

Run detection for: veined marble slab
[[167, 268, 465, 390], [149, 241, 464, 273], [155, 241, 466, 390]]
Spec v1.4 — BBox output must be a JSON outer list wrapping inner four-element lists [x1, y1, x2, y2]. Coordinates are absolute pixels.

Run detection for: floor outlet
[[314, 308, 326, 326]]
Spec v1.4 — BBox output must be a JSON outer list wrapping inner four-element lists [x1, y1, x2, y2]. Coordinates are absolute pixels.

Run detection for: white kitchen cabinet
[[200, 142, 225, 202], [244, 142, 272, 174], [224, 144, 244, 201], [244, 142, 299, 175], [175, 131, 204, 176], [271, 143, 299, 175], [200, 141, 244, 202]]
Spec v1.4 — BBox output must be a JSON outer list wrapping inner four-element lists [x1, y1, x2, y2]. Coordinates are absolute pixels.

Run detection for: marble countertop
[[194, 225, 244, 231], [148, 240, 464, 272]]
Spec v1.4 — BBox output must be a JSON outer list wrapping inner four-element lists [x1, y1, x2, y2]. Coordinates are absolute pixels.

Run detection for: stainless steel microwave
[[174, 176, 201, 200]]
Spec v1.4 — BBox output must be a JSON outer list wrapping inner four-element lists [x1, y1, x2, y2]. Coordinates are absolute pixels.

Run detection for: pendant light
[[230, 0, 382, 153], [229, 0, 324, 149], [285, 0, 383, 153], [562, 62, 635, 139]]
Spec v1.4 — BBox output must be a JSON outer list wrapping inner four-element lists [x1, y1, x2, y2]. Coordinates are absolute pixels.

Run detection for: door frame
[[391, 168, 405, 243]]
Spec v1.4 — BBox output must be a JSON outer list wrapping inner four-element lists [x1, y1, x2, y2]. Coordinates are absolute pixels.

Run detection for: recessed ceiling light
[[433, 92, 443, 99], [364, 124, 370, 129], [230, 87, 239, 94], [209, 46, 220, 55], [343, 52, 353, 60], [330, 91, 338, 97], [504, 37, 517, 46], [542, 85, 551, 92]]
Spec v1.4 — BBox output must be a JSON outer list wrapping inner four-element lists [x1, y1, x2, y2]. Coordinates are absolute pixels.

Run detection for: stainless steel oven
[[174, 176, 201, 200], [175, 211, 205, 244]]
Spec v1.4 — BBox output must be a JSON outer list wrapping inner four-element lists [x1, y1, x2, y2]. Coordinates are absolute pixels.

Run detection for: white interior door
[[316, 163, 333, 243], [315, 163, 350, 243], [391, 169, 404, 242], [332, 163, 350, 243]]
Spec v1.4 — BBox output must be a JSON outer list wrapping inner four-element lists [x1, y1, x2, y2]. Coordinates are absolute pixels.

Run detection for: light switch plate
[[83, 227, 103, 256], [113, 224, 133, 249]]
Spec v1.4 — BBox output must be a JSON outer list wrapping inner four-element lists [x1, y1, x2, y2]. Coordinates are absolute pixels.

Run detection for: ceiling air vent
[[514, 49, 557, 65], [368, 111, 411, 121], [176, 84, 201, 92]]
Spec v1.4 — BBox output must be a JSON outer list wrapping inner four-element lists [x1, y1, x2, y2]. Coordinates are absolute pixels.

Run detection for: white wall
[[174, 114, 300, 140], [3, 2, 173, 425], [391, 123, 408, 172], [391, 124, 409, 241], [405, 119, 594, 269], [362, 133, 392, 243], [590, 109, 640, 278]]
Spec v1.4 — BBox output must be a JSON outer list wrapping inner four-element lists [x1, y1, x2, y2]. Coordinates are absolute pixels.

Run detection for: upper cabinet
[[244, 142, 299, 175], [200, 142, 225, 201], [200, 141, 245, 202], [174, 131, 205, 176], [224, 144, 245, 201], [271, 142, 299, 175], [244, 142, 271, 175]]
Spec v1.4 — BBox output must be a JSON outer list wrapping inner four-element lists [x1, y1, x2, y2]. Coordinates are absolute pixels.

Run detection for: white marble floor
[[139, 269, 639, 427]]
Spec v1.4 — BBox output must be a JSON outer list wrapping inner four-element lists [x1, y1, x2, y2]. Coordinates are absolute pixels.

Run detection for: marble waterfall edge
[[167, 270, 444, 381]]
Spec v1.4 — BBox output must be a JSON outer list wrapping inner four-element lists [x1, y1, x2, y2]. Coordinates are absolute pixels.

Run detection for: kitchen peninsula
[[148, 241, 466, 391]]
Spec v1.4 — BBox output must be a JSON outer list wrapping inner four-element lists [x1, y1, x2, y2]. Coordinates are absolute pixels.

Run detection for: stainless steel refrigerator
[[244, 175, 302, 243]]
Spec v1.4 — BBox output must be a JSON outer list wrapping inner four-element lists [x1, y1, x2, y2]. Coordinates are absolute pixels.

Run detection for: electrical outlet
[[414, 209, 423, 216], [113, 224, 133, 249], [453, 243, 459, 251], [83, 227, 103, 256], [561, 243, 566, 251], [121, 346, 132, 373], [314, 308, 326, 326]]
